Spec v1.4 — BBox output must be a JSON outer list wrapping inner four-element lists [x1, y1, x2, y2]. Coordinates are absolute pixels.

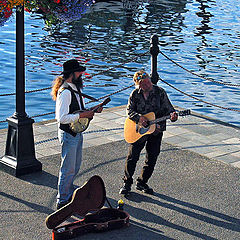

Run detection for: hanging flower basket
[[0, 0, 95, 26]]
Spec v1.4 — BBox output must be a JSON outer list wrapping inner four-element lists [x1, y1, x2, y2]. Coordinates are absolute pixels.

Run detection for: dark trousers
[[124, 132, 163, 185]]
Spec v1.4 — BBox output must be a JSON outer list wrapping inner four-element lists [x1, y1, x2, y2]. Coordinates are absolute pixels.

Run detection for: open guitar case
[[46, 175, 130, 240]]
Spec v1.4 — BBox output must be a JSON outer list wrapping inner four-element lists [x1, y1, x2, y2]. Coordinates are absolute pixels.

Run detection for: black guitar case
[[45, 175, 130, 240]]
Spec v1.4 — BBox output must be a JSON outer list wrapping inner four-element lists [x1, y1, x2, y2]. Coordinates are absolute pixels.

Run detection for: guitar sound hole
[[139, 126, 149, 134]]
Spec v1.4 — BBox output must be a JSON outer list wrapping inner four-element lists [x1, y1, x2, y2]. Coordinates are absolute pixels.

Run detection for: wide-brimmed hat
[[62, 59, 86, 74]]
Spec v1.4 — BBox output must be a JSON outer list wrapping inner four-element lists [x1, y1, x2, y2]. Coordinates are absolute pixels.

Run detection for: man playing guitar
[[119, 70, 178, 196]]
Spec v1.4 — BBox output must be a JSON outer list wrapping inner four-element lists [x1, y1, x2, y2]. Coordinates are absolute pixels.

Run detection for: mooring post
[[0, 5, 42, 177], [150, 34, 159, 84]]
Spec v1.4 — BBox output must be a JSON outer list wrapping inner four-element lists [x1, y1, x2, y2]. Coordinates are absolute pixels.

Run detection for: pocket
[[63, 132, 78, 146]]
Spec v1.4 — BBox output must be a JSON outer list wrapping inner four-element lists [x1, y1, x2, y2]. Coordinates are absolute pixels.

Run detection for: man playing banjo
[[51, 59, 103, 209]]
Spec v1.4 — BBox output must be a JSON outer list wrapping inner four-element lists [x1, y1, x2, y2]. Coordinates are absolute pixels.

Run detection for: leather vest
[[59, 84, 84, 137]]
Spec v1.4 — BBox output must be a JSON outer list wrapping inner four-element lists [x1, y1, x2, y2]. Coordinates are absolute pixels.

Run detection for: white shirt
[[55, 82, 85, 124]]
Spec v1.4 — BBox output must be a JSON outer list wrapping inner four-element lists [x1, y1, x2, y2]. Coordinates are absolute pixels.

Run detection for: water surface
[[0, 0, 239, 129]]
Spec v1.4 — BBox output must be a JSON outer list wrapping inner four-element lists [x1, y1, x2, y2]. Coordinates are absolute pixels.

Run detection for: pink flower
[[4, 8, 12, 18], [24, 8, 31, 13]]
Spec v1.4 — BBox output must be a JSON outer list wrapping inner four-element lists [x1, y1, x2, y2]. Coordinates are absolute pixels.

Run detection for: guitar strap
[[61, 83, 98, 110], [76, 91, 98, 102], [76, 89, 86, 110], [60, 83, 98, 102]]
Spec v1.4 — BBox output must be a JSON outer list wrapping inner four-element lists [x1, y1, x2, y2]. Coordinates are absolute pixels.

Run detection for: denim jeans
[[57, 129, 83, 204]]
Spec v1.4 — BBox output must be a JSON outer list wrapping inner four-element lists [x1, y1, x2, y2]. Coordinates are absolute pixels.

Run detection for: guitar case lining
[[46, 175, 130, 240]]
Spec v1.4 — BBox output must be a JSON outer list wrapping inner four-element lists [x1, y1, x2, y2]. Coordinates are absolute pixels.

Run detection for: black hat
[[62, 59, 86, 74]]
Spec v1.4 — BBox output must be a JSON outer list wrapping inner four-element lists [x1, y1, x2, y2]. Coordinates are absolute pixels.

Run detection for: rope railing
[[34, 127, 124, 145], [1, 48, 238, 99], [0, 49, 149, 97], [0, 47, 239, 125], [29, 81, 136, 119], [0, 80, 136, 123], [0, 87, 52, 97], [85, 83, 135, 104], [159, 50, 240, 88], [0, 49, 148, 123], [159, 77, 240, 112]]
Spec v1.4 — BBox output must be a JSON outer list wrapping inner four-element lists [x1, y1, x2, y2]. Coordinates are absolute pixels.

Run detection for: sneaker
[[119, 183, 131, 195], [136, 182, 154, 195]]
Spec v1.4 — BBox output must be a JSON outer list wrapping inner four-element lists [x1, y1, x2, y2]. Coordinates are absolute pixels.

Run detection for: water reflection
[[195, 0, 214, 71], [39, 0, 188, 72], [0, 0, 239, 128], [195, 0, 213, 36]]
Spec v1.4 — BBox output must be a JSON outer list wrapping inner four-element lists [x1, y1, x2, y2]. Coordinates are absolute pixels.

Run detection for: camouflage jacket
[[127, 85, 175, 131]]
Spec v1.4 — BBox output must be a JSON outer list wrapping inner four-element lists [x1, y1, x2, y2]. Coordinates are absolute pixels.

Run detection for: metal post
[[150, 34, 159, 84], [0, 5, 42, 177]]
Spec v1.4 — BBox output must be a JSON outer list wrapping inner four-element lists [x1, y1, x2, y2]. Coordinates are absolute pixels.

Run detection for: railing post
[[0, 5, 42, 177], [150, 34, 159, 84]]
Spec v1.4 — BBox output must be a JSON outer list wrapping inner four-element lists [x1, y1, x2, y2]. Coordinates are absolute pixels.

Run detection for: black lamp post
[[150, 34, 159, 84], [0, 5, 42, 177]]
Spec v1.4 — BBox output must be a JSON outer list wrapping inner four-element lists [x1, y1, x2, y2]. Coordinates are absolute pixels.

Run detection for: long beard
[[72, 75, 83, 89]]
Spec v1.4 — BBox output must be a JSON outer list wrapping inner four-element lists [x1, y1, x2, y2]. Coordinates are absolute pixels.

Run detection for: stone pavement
[[2, 104, 237, 168], [1, 105, 240, 240]]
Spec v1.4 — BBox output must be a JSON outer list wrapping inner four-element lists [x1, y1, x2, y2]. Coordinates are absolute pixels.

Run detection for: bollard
[[150, 34, 159, 84]]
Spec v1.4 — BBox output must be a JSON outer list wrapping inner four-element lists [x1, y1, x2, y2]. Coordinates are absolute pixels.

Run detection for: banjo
[[69, 97, 111, 133]]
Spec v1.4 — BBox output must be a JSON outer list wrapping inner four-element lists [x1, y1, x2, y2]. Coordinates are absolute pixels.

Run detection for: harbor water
[[0, 0, 239, 129]]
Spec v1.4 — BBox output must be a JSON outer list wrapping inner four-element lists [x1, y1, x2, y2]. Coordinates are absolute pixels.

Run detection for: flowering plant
[[0, 0, 95, 26], [0, 0, 23, 14]]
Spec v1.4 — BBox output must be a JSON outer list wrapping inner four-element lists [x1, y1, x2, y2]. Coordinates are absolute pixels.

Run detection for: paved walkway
[[1, 105, 240, 240], [2, 105, 238, 168]]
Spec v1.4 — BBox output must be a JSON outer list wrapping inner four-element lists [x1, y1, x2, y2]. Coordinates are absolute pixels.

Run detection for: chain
[[29, 82, 135, 119], [0, 50, 149, 97], [1, 47, 239, 124], [90, 50, 149, 78], [86, 83, 135, 104], [159, 50, 240, 87], [35, 137, 58, 145], [0, 87, 52, 97], [30, 111, 55, 118], [159, 77, 240, 112], [34, 127, 124, 145], [0, 111, 56, 123], [0, 50, 146, 121]]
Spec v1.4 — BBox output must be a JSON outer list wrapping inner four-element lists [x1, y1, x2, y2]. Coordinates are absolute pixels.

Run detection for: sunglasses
[[137, 72, 148, 81]]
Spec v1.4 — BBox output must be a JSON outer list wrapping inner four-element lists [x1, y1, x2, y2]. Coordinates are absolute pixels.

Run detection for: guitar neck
[[149, 115, 170, 125]]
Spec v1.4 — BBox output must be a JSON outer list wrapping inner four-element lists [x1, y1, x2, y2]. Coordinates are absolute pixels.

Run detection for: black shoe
[[68, 195, 73, 203], [56, 201, 69, 210], [119, 183, 131, 196], [136, 182, 154, 195]]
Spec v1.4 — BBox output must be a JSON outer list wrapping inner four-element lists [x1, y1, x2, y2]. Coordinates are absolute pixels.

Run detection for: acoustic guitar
[[69, 97, 111, 133], [124, 110, 191, 143]]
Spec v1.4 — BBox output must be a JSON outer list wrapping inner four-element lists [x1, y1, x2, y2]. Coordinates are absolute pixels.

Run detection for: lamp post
[[0, 5, 42, 177], [150, 34, 159, 84]]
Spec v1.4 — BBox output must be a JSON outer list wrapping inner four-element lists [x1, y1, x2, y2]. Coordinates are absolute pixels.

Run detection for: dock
[[1, 105, 240, 239], [20, 105, 240, 167]]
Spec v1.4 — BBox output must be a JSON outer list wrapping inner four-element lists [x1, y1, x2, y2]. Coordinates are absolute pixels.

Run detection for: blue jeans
[[57, 129, 83, 204]]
